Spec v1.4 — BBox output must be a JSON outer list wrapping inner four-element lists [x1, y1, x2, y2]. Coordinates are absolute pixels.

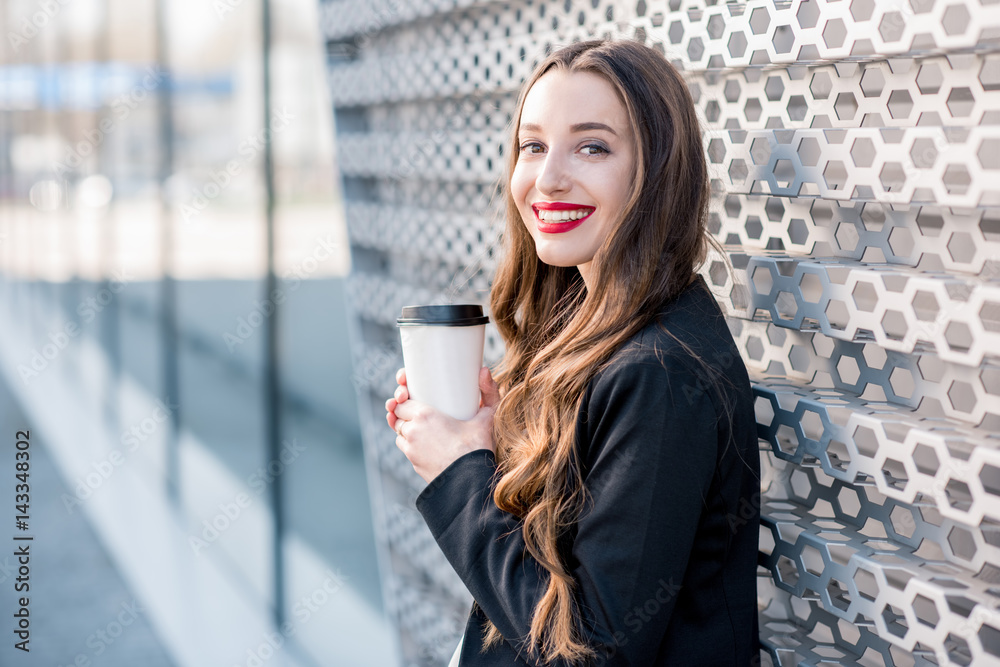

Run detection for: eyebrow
[[518, 121, 619, 137]]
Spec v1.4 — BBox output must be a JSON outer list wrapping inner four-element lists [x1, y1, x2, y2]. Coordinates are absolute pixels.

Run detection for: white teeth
[[535, 208, 591, 221]]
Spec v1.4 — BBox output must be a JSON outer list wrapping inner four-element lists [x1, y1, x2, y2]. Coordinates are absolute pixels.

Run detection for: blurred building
[[0, 0, 397, 665]]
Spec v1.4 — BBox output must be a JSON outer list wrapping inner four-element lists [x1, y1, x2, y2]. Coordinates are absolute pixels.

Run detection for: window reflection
[[0, 0, 393, 664]]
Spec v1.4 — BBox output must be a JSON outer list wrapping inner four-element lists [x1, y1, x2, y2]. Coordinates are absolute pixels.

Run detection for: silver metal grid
[[321, 1, 1000, 664]]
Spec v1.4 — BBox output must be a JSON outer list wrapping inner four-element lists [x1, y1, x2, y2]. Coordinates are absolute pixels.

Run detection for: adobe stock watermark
[[405, 580, 469, 665], [323, 0, 405, 58], [17, 269, 134, 384], [61, 398, 180, 514], [353, 254, 498, 392], [354, 0, 405, 48], [679, 344, 744, 408], [877, 0, 919, 42], [390, 89, 500, 181], [7, 0, 73, 53], [213, 0, 246, 20], [0, 556, 13, 585], [352, 332, 411, 394], [952, 601, 994, 651], [54, 66, 168, 177], [912, 261, 1000, 345], [727, 490, 762, 535], [590, 577, 683, 666], [222, 234, 338, 352], [54, 599, 146, 667], [231, 568, 348, 667], [877, 127, 963, 200], [180, 107, 295, 224], [189, 439, 306, 555]]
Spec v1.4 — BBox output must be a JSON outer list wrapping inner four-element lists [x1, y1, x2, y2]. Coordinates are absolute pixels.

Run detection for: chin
[[534, 252, 583, 269]]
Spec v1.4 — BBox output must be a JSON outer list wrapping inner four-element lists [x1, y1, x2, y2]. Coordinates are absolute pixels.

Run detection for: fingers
[[479, 366, 501, 408], [392, 398, 416, 420], [385, 379, 409, 430], [385, 399, 397, 428], [385, 395, 403, 428], [396, 367, 407, 385]]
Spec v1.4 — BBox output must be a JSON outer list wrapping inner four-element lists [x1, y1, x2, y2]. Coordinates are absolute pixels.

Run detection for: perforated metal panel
[[320, 1, 1000, 664]]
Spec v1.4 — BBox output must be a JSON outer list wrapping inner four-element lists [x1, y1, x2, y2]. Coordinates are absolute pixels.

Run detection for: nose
[[534, 150, 571, 195]]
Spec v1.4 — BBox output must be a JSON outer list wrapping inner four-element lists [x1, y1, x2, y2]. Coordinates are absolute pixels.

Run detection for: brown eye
[[519, 142, 544, 154], [581, 144, 609, 155]]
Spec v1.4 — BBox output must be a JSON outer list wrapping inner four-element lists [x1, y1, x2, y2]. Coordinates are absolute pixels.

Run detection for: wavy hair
[[481, 39, 731, 664]]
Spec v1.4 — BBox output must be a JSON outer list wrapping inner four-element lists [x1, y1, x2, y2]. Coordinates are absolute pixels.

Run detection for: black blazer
[[416, 275, 761, 666]]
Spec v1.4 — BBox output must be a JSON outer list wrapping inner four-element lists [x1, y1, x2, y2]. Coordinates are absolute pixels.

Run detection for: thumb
[[479, 366, 501, 408]]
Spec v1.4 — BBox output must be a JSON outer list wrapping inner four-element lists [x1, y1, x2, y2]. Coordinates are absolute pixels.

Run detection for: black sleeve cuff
[[415, 449, 499, 539]]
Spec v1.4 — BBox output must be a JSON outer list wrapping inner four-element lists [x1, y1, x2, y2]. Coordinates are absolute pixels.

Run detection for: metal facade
[[320, 1, 1000, 664]]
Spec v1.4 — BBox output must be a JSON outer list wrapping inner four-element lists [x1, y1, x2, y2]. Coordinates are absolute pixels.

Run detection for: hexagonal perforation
[[326, 2, 1000, 664]]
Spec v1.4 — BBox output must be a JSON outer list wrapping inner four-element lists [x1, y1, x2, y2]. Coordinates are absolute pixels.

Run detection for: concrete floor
[[0, 376, 176, 667], [0, 276, 396, 666]]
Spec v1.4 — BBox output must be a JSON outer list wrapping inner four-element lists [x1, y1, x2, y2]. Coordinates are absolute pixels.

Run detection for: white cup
[[396, 304, 489, 421]]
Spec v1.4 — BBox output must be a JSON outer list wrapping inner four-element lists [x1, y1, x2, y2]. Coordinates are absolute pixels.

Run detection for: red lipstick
[[532, 202, 595, 234]]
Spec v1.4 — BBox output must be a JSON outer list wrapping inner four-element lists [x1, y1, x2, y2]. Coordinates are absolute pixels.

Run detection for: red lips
[[532, 202, 595, 211], [531, 202, 595, 234]]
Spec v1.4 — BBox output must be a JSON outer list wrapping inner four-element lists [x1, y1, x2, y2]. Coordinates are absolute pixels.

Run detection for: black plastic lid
[[396, 304, 490, 327]]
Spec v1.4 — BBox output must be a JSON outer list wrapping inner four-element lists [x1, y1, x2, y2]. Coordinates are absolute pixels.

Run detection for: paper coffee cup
[[396, 304, 489, 421]]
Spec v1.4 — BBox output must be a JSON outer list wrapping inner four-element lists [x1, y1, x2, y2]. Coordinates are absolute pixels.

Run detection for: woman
[[385, 38, 760, 666]]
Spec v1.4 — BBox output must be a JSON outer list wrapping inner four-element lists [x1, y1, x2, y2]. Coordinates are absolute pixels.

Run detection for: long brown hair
[[484, 39, 727, 663]]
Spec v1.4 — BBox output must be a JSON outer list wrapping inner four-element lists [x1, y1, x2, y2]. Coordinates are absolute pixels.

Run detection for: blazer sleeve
[[415, 354, 720, 666]]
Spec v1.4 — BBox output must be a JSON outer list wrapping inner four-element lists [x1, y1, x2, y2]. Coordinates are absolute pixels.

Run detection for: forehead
[[518, 69, 629, 134]]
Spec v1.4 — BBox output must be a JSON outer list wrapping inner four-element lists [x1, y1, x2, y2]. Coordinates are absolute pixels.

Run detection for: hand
[[385, 366, 501, 484]]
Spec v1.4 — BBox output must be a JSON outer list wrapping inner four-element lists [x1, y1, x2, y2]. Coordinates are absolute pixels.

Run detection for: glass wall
[[0, 0, 395, 664]]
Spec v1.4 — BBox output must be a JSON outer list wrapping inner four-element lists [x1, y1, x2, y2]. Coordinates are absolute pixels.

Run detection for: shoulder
[[600, 276, 740, 381], [584, 276, 750, 424], [572, 275, 758, 489], [573, 281, 735, 474]]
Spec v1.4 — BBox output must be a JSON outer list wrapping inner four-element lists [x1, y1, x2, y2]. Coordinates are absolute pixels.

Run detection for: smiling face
[[510, 69, 636, 290]]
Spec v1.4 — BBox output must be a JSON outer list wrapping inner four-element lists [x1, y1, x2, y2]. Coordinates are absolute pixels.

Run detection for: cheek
[[510, 177, 534, 224], [510, 163, 533, 203], [508, 169, 532, 231], [613, 182, 632, 208], [510, 160, 538, 198], [602, 166, 633, 210]]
